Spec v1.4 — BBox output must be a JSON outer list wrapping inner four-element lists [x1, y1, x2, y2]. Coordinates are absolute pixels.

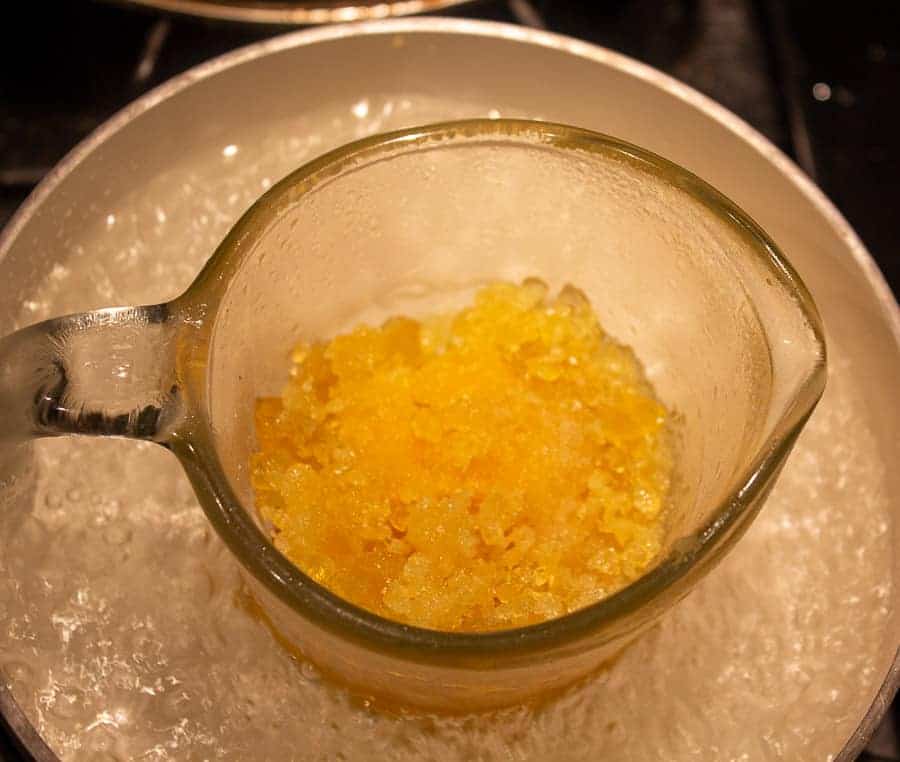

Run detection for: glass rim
[[170, 118, 827, 661]]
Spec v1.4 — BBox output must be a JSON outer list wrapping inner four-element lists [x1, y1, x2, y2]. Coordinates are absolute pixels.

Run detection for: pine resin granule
[[251, 280, 672, 632]]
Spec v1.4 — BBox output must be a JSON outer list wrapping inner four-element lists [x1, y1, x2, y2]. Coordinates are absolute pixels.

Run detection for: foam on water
[[0, 96, 894, 760]]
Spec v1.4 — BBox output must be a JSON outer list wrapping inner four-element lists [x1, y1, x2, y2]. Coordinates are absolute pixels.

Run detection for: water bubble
[[15, 516, 48, 547], [46, 686, 86, 720], [2, 659, 35, 685], [103, 524, 133, 546], [159, 686, 192, 722], [187, 526, 212, 550]]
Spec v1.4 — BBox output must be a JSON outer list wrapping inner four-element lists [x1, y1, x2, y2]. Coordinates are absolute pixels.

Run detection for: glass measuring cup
[[0, 119, 826, 711]]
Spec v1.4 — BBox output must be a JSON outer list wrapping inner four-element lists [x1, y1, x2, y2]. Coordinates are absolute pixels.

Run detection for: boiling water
[[0, 95, 893, 760]]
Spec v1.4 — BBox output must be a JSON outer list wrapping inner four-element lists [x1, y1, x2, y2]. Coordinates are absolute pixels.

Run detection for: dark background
[[0, 0, 897, 759]]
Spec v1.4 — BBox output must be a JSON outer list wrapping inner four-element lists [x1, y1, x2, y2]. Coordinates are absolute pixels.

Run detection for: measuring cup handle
[[0, 303, 182, 445]]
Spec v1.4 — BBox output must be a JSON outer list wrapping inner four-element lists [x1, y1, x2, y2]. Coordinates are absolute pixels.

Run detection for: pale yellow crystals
[[251, 280, 672, 631]]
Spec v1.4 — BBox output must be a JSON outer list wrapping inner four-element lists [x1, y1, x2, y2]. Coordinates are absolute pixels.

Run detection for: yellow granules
[[251, 280, 671, 631]]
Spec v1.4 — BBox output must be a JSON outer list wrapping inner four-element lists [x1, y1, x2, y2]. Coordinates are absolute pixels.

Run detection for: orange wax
[[251, 280, 671, 631]]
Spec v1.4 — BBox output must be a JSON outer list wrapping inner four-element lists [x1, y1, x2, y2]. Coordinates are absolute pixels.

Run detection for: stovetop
[[0, 1, 897, 760]]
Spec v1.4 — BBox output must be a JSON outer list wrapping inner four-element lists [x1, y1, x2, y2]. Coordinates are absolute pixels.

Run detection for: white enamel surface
[[0, 20, 896, 761]]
